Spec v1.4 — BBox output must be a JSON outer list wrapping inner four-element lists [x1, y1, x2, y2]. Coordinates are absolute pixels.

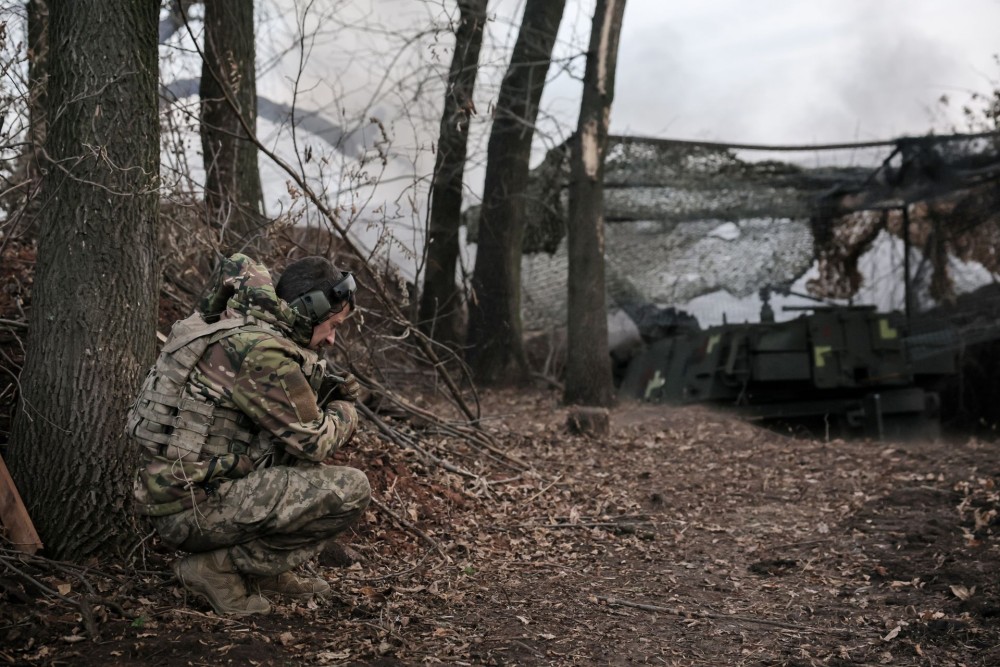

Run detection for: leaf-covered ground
[[3, 389, 999, 666]]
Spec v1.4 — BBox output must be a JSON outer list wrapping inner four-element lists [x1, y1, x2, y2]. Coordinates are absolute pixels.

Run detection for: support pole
[[902, 204, 911, 323]]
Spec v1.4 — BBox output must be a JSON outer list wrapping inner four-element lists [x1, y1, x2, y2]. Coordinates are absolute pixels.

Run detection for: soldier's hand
[[326, 372, 361, 403]]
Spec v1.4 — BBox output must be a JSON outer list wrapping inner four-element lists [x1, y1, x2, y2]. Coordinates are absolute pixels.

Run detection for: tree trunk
[[563, 0, 627, 407], [466, 0, 567, 384], [0, 0, 49, 228], [8, 0, 159, 560], [418, 0, 489, 346], [200, 0, 265, 253], [27, 0, 48, 168]]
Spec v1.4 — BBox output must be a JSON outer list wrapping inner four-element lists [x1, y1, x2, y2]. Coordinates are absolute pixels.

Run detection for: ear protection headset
[[288, 272, 357, 325]]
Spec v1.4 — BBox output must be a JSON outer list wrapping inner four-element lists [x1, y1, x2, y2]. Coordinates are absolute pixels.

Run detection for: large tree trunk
[[564, 0, 627, 406], [466, 0, 567, 384], [8, 0, 159, 560], [200, 0, 265, 253], [418, 0, 489, 346]]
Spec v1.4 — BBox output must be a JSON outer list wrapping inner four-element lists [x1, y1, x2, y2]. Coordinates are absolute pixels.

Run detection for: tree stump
[[567, 407, 610, 438]]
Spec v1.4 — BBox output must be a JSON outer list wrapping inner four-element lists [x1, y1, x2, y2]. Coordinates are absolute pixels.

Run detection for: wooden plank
[[0, 452, 43, 554]]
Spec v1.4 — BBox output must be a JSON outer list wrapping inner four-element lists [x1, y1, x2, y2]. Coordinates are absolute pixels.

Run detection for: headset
[[288, 272, 357, 325]]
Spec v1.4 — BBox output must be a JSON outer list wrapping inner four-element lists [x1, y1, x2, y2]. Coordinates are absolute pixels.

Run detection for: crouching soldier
[[126, 254, 370, 616]]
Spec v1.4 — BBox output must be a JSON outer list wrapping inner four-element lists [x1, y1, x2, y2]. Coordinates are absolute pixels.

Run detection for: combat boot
[[254, 570, 331, 601], [173, 550, 271, 616]]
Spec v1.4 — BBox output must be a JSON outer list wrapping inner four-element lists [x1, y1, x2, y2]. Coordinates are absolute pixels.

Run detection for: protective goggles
[[288, 272, 357, 325]]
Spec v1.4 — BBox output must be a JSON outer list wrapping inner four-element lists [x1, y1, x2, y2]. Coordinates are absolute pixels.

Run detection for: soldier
[[127, 254, 371, 616]]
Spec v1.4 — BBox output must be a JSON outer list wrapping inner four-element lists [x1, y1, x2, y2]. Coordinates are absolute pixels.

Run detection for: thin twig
[[594, 596, 858, 636], [370, 497, 450, 564], [525, 474, 562, 503], [342, 547, 439, 582]]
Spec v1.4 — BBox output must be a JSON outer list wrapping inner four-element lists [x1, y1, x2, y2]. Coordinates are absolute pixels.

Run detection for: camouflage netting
[[809, 135, 1000, 303], [463, 133, 1000, 331]]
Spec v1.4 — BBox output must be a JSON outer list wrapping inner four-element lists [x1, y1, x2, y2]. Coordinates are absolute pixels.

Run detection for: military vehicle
[[617, 291, 959, 439]]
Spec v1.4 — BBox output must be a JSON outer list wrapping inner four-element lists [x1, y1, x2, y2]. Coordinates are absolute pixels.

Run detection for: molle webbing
[[126, 313, 278, 463]]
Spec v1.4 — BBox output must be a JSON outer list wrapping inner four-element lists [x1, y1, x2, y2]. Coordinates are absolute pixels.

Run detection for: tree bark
[[418, 0, 489, 346], [200, 0, 265, 253], [8, 0, 159, 560], [466, 0, 567, 384], [563, 0, 627, 406]]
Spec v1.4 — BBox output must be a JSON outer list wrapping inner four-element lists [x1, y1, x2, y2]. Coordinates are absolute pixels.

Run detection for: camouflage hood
[[199, 254, 314, 348]]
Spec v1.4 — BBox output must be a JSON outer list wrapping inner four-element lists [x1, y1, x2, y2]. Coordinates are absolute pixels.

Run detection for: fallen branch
[[353, 367, 529, 472], [357, 402, 477, 480], [594, 595, 858, 636], [0, 318, 28, 330], [538, 521, 653, 530], [0, 552, 99, 638]]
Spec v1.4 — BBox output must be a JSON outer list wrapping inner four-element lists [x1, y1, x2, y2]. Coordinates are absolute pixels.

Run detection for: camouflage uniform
[[129, 255, 370, 577]]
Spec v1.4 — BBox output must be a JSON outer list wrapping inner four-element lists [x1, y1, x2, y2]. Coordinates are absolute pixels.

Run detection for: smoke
[[156, 0, 1000, 275]]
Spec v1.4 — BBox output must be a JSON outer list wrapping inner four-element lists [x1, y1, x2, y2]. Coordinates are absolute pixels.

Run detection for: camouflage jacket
[[134, 254, 357, 515]]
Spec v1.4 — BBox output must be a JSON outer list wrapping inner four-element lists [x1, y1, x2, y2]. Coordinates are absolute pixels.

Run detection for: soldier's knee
[[344, 467, 371, 511], [321, 465, 369, 511]]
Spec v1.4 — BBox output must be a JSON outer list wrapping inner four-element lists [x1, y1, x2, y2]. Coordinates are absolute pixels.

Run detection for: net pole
[[902, 204, 912, 323]]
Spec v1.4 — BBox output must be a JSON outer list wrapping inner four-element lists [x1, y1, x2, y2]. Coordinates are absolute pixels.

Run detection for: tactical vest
[[126, 312, 281, 463]]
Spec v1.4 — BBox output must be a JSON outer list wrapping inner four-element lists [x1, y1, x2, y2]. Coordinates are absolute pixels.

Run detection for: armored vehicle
[[618, 299, 959, 439]]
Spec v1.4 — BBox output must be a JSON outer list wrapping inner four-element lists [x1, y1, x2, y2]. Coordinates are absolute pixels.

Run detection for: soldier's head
[[277, 256, 357, 350]]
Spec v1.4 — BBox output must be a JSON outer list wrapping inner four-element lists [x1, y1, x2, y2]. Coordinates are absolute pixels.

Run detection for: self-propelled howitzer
[[618, 304, 959, 439]]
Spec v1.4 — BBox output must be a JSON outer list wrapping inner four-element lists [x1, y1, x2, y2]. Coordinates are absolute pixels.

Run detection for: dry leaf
[[949, 585, 974, 600], [882, 626, 901, 642]]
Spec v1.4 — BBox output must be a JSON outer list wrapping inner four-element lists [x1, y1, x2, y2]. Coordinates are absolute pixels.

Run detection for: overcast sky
[[596, 0, 1000, 144]]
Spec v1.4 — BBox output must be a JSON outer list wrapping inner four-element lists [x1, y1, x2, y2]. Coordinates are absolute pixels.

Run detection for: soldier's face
[[309, 308, 352, 350]]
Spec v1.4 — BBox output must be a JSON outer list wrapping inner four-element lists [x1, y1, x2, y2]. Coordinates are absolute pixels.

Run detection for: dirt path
[[3, 390, 998, 666]]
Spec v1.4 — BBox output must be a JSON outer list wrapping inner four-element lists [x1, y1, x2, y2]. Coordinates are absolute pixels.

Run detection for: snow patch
[[708, 222, 741, 241]]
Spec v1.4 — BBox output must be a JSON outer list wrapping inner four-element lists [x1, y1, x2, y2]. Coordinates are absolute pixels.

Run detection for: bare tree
[[200, 0, 266, 252], [0, 1, 46, 230], [418, 0, 489, 346], [26, 0, 47, 181], [563, 0, 626, 406], [466, 0, 567, 384], [8, 0, 159, 559]]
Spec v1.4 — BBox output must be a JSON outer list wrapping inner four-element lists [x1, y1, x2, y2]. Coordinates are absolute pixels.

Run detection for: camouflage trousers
[[153, 463, 370, 576]]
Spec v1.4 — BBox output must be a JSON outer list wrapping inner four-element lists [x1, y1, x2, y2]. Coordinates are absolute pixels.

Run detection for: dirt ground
[[2, 387, 999, 666]]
